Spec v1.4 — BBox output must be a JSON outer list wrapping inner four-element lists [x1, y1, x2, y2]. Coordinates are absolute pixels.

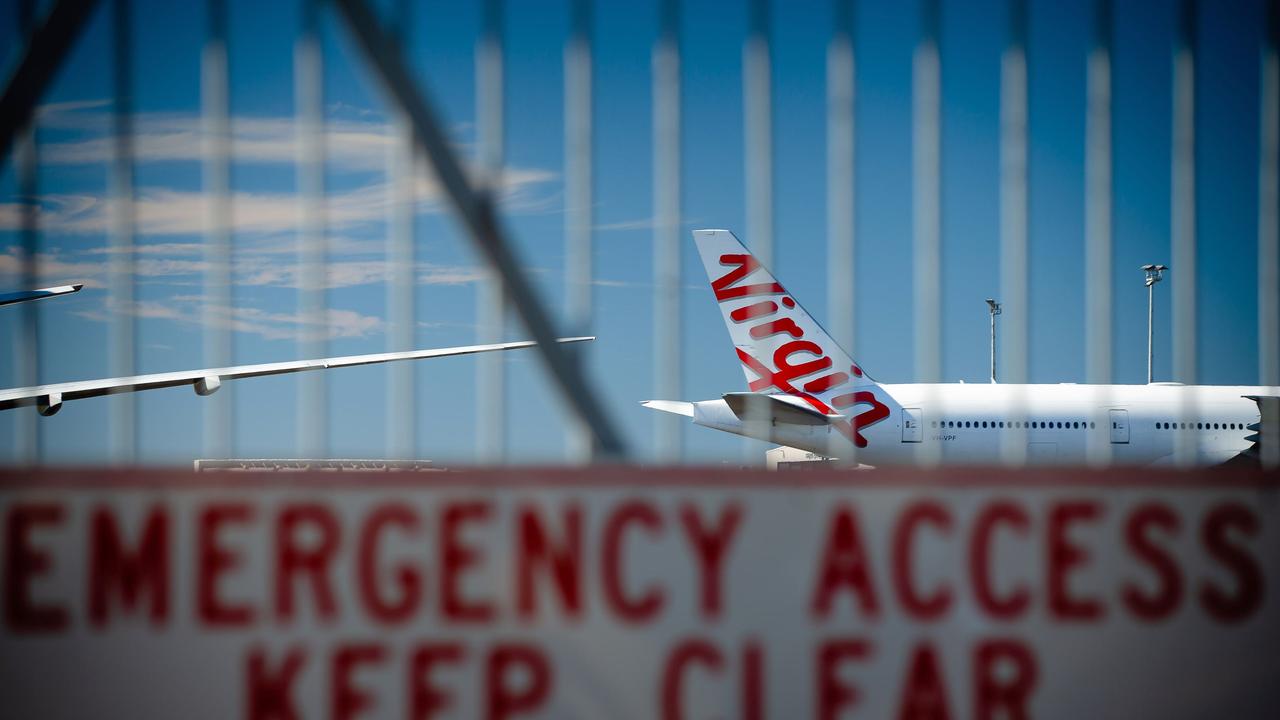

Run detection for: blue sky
[[0, 0, 1275, 465]]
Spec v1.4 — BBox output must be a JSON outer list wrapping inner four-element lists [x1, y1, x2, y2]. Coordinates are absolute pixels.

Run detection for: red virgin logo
[[715, 253, 889, 448]]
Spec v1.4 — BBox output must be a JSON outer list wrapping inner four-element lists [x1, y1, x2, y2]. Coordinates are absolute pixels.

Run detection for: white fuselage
[[689, 383, 1272, 466]]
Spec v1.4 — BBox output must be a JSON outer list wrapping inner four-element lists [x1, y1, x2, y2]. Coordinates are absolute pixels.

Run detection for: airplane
[[0, 284, 82, 307], [643, 229, 1278, 466]]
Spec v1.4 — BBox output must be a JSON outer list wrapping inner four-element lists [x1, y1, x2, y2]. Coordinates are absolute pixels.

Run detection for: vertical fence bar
[[999, 0, 1029, 466], [1085, 0, 1113, 465], [564, 0, 594, 463], [202, 0, 232, 458], [476, 0, 506, 463], [913, 0, 941, 466], [12, 0, 39, 464], [1261, 0, 1280, 467], [743, 0, 773, 464], [109, 0, 137, 463], [652, 0, 682, 462], [744, 0, 773, 269], [296, 0, 328, 457], [826, 0, 855, 464], [1172, 0, 1197, 465], [386, 0, 416, 460]]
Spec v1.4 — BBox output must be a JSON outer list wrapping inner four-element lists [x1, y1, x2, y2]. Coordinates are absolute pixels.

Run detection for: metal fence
[[1, 0, 1277, 467]]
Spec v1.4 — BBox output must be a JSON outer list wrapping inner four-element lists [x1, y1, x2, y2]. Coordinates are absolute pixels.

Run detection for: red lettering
[[830, 391, 892, 448], [4, 503, 68, 632], [409, 643, 465, 720], [974, 639, 1037, 720], [602, 500, 665, 623], [486, 643, 551, 720], [442, 501, 495, 623], [898, 642, 951, 720], [1048, 501, 1104, 621], [970, 501, 1030, 620], [276, 503, 340, 622], [661, 638, 723, 720], [516, 503, 583, 620], [817, 639, 872, 720], [712, 253, 785, 301], [679, 502, 743, 620], [753, 341, 833, 393], [730, 300, 778, 322], [743, 640, 764, 720], [198, 503, 254, 627], [89, 504, 169, 627], [1121, 502, 1183, 621], [246, 645, 305, 720], [748, 318, 804, 340], [811, 505, 880, 619], [332, 644, 386, 720], [358, 504, 422, 625], [804, 372, 850, 394], [892, 501, 953, 620], [1199, 502, 1262, 623]]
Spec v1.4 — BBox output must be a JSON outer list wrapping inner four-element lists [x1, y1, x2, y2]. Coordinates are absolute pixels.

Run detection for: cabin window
[[999, 421, 1005, 428], [1073, 421, 1080, 429], [965, 421, 971, 428], [981, 421, 988, 428]]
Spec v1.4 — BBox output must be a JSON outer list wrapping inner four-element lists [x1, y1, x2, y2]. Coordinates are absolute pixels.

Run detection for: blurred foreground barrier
[[1, 467, 1278, 718]]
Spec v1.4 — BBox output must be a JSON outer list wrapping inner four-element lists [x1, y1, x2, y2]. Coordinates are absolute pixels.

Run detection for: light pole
[[1142, 264, 1167, 384], [986, 298, 1002, 383]]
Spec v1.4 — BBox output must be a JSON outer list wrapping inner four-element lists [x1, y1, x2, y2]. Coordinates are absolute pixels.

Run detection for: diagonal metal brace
[[332, 0, 628, 461], [0, 0, 102, 167]]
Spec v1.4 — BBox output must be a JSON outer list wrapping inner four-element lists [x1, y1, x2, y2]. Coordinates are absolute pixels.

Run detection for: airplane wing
[[0, 284, 83, 307], [0, 336, 593, 415]]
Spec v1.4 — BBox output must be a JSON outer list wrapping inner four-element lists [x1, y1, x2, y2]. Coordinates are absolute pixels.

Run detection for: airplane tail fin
[[692, 229, 887, 420]]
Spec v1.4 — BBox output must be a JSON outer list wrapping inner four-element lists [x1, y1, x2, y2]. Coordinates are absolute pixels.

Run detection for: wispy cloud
[[0, 166, 556, 238], [593, 215, 708, 233], [36, 102, 404, 172], [73, 295, 385, 342], [0, 246, 487, 290], [594, 217, 659, 232], [2, 102, 559, 240]]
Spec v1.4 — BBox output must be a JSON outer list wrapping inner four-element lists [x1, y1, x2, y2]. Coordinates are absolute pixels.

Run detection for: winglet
[[0, 284, 84, 308]]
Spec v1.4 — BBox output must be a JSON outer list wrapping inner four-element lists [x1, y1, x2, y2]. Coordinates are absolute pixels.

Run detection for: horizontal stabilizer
[[722, 392, 837, 426], [641, 400, 695, 418]]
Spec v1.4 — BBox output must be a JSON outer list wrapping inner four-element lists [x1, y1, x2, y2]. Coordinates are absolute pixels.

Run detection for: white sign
[[1, 468, 1277, 718]]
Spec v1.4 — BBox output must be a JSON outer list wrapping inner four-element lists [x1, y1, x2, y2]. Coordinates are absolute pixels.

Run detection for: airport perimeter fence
[[0, 0, 1278, 468], [3, 3, 1280, 717]]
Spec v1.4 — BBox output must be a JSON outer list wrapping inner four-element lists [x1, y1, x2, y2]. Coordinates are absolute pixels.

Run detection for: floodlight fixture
[[1142, 263, 1168, 383], [986, 298, 1002, 383]]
